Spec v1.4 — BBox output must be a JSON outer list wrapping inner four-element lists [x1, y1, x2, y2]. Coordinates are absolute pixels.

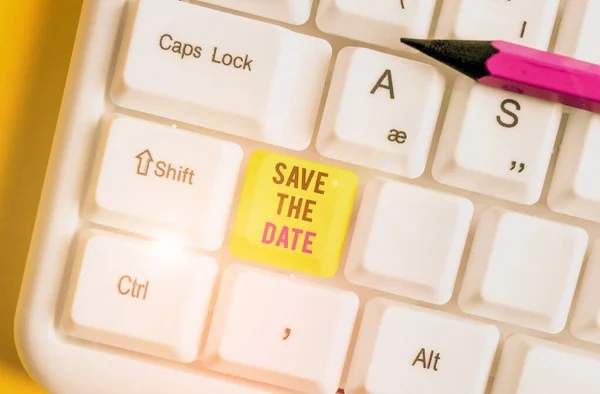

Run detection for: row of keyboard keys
[[83, 121, 594, 333], [83, 109, 596, 335], [109, 0, 600, 216], [349, 310, 600, 393], [61, 233, 358, 392], [197, 0, 600, 67], [345, 178, 589, 334], [204, 0, 600, 65], [84, 114, 359, 276], [62, 234, 600, 393], [61, 233, 502, 392], [316, 0, 559, 52]]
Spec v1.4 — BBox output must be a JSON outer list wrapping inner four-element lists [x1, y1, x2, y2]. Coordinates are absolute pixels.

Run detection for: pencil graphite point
[[399, 38, 429, 52], [399, 38, 498, 80]]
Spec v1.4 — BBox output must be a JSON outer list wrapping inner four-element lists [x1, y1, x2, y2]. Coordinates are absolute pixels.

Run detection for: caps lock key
[[111, 0, 332, 151]]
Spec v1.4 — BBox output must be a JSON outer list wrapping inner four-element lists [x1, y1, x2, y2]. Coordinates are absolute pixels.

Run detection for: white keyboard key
[[85, 115, 242, 251], [345, 178, 473, 305], [458, 208, 587, 333], [316, 0, 437, 50], [199, 0, 313, 25], [435, 0, 560, 50], [548, 112, 600, 223], [111, 0, 331, 151], [61, 230, 218, 363], [203, 265, 359, 393], [432, 77, 561, 204], [491, 335, 600, 394], [345, 298, 499, 394], [316, 47, 444, 178], [554, 0, 600, 64], [571, 238, 600, 344]]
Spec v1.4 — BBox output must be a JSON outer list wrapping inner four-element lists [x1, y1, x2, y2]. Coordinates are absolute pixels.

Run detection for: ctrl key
[[345, 298, 499, 394], [60, 230, 218, 363]]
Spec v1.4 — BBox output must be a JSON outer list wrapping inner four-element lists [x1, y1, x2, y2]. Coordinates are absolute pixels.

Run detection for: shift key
[[111, 0, 331, 150], [85, 115, 243, 251]]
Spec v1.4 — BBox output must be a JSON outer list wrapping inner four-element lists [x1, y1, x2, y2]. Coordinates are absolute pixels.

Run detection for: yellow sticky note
[[230, 151, 358, 277]]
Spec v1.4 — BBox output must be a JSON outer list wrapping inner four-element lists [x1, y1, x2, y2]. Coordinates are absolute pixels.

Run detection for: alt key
[[345, 298, 499, 394]]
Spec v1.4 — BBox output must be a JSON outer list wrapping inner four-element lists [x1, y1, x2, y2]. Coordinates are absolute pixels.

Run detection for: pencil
[[400, 38, 600, 114]]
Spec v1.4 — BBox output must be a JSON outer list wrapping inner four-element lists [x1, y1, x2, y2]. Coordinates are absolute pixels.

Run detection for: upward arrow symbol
[[135, 149, 154, 176]]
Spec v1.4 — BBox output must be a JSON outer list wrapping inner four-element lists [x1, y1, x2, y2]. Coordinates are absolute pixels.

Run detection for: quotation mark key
[[510, 160, 525, 173]]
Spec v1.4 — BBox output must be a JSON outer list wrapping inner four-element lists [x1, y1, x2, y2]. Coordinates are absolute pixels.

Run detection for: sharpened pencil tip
[[400, 38, 429, 52]]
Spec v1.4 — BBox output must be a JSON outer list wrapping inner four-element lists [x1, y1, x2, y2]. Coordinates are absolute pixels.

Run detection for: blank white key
[[345, 177, 473, 305], [316, 0, 437, 50], [316, 47, 445, 178], [554, 0, 600, 64], [435, 0, 560, 50], [570, 238, 600, 344], [203, 265, 359, 394], [111, 0, 331, 151], [61, 230, 218, 363], [491, 335, 600, 394], [432, 77, 561, 204], [345, 298, 499, 394], [458, 208, 587, 333], [548, 112, 600, 223], [199, 0, 313, 25], [85, 115, 242, 251]]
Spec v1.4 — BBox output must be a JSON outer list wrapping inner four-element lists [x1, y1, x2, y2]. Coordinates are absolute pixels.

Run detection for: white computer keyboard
[[13, 0, 600, 393]]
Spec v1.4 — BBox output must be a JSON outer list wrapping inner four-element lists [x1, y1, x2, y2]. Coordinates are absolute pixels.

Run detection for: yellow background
[[0, 1, 83, 392]]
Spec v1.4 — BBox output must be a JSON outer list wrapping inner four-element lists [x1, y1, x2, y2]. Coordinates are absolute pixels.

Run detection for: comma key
[[111, 0, 331, 150], [203, 265, 359, 394], [230, 151, 358, 278]]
